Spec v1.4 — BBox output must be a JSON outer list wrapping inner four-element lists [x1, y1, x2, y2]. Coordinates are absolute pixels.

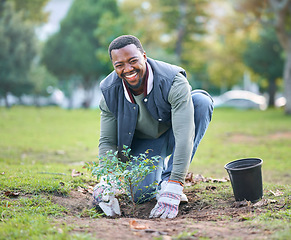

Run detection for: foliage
[[42, 0, 118, 107], [204, 1, 259, 92], [243, 28, 284, 106], [95, 0, 212, 89], [158, 0, 210, 87], [0, 0, 50, 24], [28, 64, 58, 105], [0, 1, 37, 107], [233, 0, 291, 114], [85, 146, 159, 206]]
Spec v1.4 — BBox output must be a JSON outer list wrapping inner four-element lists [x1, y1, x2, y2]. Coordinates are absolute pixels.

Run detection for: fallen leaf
[[211, 177, 229, 183], [206, 186, 216, 191], [193, 174, 207, 183], [185, 172, 229, 185], [129, 220, 149, 230], [71, 169, 83, 177], [77, 186, 87, 194], [185, 172, 194, 182], [253, 199, 268, 207], [87, 186, 94, 194], [270, 190, 283, 197], [233, 200, 251, 208], [4, 191, 20, 197]]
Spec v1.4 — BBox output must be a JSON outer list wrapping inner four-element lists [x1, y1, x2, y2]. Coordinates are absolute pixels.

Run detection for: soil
[[226, 131, 291, 143], [51, 186, 280, 240]]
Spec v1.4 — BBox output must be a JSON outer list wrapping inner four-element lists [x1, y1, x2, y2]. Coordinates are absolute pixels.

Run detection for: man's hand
[[149, 181, 183, 219], [92, 176, 121, 217]]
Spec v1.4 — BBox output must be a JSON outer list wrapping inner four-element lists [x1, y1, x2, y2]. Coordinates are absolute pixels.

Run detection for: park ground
[[0, 107, 290, 239]]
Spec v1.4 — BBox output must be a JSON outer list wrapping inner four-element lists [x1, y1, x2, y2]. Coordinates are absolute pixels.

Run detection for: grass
[[0, 106, 100, 164], [0, 106, 290, 239], [193, 108, 291, 184]]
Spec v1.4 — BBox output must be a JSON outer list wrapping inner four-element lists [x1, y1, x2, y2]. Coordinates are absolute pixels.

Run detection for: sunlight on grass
[[0, 106, 99, 164], [0, 195, 67, 219], [0, 106, 290, 239], [192, 108, 291, 184], [0, 163, 93, 195]]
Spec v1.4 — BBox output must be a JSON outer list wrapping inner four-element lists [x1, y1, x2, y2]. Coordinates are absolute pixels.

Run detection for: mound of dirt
[[51, 187, 278, 239]]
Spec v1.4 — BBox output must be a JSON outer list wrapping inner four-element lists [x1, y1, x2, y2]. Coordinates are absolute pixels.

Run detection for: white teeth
[[126, 73, 137, 78]]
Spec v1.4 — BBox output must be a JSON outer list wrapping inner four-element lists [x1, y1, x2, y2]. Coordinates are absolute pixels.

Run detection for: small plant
[[78, 208, 104, 218], [85, 146, 159, 209]]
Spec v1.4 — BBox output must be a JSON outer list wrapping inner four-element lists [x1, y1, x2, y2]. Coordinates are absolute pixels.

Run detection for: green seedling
[[85, 146, 159, 209]]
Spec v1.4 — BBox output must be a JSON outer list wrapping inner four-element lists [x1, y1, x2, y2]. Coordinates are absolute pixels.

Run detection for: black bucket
[[224, 158, 263, 203]]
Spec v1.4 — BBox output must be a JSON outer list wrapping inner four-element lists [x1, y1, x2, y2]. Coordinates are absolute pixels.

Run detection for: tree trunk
[[175, 1, 187, 60], [268, 79, 276, 107], [283, 50, 291, 114], [82, 76, 95, 109], [4, 92, 10, 108], [269, 0, 291, 114], [34, 95, 40, 107]]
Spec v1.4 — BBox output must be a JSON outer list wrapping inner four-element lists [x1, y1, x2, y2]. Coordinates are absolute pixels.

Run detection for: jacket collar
[[122, 62, 153, 103]]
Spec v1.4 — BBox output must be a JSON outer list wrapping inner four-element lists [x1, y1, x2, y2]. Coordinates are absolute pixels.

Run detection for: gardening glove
[[92, 176, 121, 217], [149, 181, 183, 219], [156, 181, 188, 203]]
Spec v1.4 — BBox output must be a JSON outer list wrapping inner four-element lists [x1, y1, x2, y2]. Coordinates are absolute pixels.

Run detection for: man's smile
[[123, 71, 139, 81]]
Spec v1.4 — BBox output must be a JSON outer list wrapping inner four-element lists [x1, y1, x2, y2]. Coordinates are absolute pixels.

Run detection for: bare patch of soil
[[268, 131, 291, 140], [226, 131, 291, 144], [51, 187, 279, 239]]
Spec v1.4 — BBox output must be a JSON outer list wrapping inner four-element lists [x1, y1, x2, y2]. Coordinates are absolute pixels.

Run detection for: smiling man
[[93, 35, 213, 219]]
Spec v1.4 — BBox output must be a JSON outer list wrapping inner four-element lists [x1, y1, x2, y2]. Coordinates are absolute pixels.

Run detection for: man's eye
[[115, 64, 122, 68], [130, 59, 137, 64]]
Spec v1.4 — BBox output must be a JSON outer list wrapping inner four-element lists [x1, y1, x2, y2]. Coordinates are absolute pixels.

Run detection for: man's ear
[[143, 52, 147, 62]]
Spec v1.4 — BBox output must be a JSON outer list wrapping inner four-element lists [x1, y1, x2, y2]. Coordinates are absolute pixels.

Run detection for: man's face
[[111, 44, 147, 88]]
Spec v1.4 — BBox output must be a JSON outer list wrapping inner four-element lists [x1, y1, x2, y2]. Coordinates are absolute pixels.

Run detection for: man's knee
[[191, 90, 214, 120]]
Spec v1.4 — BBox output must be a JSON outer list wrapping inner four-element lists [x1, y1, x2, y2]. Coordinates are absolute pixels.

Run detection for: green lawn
[[193, 108, 291, 184], [0, 106, 290, 239]]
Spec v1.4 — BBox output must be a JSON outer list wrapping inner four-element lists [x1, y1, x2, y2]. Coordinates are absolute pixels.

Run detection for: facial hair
[[125, 77, 143, 89]]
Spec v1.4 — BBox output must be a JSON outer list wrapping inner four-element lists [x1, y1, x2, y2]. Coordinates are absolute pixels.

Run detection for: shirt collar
[[122, 62, 153, 103]]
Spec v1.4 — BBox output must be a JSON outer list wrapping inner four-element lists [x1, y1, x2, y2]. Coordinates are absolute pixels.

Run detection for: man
[[93, 35, 213, 219]]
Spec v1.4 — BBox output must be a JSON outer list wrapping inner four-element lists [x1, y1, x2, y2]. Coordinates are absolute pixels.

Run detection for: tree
[[94, 0, 170, 70], [42, 0, 118, 108], [0, 0, 49, 24], [158, 0, 210, 87], [233, 0, 291, 114], [0, 2, 37, 108], [243, 28, 284, 107], [28, 64, 58, 107], [199, 1, 261, 93]]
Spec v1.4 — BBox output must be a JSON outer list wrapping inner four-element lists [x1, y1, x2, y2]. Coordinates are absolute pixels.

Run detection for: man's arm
[[98, 95, 118, 157], [168, 73, 195, 184]]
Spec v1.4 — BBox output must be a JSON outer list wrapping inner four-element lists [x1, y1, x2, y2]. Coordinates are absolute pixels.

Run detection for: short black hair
[[108, 35, 144, 60]]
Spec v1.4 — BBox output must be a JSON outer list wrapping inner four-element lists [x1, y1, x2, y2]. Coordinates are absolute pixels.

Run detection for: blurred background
[[0, 0, 290, 114]]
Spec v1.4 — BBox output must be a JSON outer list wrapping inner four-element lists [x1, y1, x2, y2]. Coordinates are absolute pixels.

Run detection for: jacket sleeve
[[98, 95, 118, 157], [168, 73, 195, 184]]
